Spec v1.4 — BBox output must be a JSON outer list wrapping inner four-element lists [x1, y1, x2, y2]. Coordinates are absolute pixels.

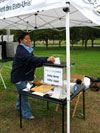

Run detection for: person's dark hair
[[18, 32, 29, 43]]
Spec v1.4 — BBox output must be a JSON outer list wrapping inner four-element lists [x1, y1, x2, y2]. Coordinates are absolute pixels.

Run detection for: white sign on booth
[[44, 66, 63, 86]]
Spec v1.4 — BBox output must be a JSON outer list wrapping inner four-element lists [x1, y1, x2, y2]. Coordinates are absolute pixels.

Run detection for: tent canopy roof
[[0, 0, 100, 30]]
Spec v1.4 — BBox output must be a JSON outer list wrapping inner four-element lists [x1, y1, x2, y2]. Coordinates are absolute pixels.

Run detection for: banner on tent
[[89, 0, 100, 13], [0, 0, 33, 12], [0, 0, 65, 19]]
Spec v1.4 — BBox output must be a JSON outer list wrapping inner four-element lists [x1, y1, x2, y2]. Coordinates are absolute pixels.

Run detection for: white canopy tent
[[0, 0, 100, 133], [0, 0, 100, 30]]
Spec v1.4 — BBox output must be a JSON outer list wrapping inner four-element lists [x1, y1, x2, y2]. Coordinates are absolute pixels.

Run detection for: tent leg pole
[[67, 100, 70, 133], [63, 2, 70, 133], [62, 104, 64, 133]]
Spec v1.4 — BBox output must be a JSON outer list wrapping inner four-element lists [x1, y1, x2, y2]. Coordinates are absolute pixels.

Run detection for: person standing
[[11, 32, 55, 119]]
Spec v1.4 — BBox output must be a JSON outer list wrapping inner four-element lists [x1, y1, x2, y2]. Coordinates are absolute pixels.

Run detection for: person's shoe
[[28, 115, 35, 120]]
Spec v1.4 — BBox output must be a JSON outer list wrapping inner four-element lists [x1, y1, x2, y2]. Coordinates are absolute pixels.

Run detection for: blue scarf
[[20, 42, 33, 53]]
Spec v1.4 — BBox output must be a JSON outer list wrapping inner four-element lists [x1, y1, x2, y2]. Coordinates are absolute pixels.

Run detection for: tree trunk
[[82, 40, 84, 46], [53, 39, 54, 45], [45, 40, 48, 49], [85, 40, 88, 48], [59, 40, 61, 47], [72, 43, 74, 50], [91, 40, 94, 48]]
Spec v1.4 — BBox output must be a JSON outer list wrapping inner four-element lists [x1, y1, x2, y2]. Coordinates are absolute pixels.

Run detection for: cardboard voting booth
[[43, 62, 66, 99]]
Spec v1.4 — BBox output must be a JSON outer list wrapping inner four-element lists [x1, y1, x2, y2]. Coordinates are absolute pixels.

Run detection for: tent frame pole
[[66, 6, 70, 133], [63, 2, 70, 133], [6, 28, 10, 42]]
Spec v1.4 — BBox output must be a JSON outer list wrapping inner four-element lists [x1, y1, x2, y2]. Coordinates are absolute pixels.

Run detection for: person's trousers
[[15, 81, 33, 119]]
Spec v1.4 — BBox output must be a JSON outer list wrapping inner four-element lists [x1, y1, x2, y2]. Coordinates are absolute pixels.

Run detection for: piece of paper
[[23, 83, 32, 92], [27, 82, 32, 89], [51, 87, 62, 99], [32, 92, 44, 96], [54, 57, 60, 64], [23, 88, 30, 92]]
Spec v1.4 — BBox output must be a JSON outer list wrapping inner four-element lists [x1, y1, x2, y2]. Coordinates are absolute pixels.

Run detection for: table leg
[[19, 94, 22, 128], [47, 101, 49, 110], [62, 104, 64, 133], [83, 89, 85, 119]]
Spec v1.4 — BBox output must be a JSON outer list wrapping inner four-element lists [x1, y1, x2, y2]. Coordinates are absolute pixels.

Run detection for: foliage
[[0, 27, 100, 48]]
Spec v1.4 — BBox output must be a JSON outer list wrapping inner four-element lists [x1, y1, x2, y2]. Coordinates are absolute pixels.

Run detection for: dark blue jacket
[[11, 45, 48, 83]]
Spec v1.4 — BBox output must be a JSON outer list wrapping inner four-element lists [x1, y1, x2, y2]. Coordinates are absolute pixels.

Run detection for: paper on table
[[27, 82, 32, 89], [54, 57, 60, 64], [23, 82, 33, 92], [32, 91, 44, 96], [51, 87, 62, 99], [23, 88, 30, 92]]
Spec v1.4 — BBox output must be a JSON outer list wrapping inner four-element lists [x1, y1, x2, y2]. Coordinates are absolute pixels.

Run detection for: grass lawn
[[0, 46, 100, 133]]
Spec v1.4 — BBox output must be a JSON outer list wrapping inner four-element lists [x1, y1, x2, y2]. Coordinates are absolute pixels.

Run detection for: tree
[[30, 30, 39, 48], [79, 27, 90, 48], [70, 27, 81, 48], [88, 27, 100, 48], [58, 29, 65, 47]]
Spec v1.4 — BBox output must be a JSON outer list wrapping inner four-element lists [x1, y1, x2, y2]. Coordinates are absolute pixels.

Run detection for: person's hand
[[47, 56, 55, 63]]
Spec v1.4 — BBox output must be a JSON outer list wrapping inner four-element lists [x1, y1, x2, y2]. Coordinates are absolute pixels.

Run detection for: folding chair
[[56, 74, 85, 118], [0, 64, 7, 89]]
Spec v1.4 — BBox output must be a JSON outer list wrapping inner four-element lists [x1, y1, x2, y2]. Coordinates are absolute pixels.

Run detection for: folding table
[[19, 84, 85, 133]]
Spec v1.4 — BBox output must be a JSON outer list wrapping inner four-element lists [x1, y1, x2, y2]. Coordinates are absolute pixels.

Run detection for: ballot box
[[43, 62, 66, 99]]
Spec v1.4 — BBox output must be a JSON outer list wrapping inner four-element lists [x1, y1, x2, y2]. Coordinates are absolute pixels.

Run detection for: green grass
[[0, 46, 100, 133], [33, 46, 100, 79]]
